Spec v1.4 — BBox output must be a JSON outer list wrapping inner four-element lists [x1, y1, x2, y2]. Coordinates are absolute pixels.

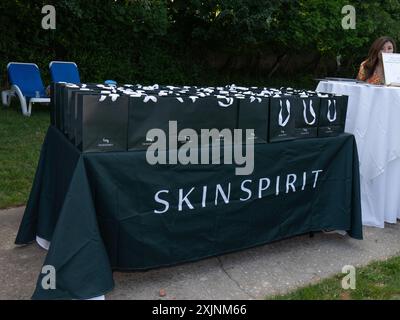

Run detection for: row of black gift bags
[[54, 82, 85, 135], [210, 86, 271, 145], [65, 86, 95, 142], [268, 89, 321, 142], [63, 83, 117, 142], [51, 82, 77, 131], [127, 94, 239, 150], [51, 82, 96, 134], [192, 85, 270, 145], [280, 89, 348, 137], [50, 82, 70, 132]]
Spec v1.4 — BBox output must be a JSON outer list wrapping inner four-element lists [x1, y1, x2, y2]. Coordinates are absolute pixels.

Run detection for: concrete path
[[1, 207, 399, 300]]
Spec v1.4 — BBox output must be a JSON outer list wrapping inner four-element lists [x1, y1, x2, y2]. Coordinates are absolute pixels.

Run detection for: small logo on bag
[[98, 138, 113, 147]]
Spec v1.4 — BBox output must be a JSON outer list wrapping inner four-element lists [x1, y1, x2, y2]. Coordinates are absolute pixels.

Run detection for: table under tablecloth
[[16, 126, 362, 299], [317, 80, 400, 227]]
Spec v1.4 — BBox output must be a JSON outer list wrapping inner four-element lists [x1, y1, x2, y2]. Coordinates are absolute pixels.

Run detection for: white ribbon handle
[[218, 97, 234, 107], [143, 84, 159, 91], [129, 93, 143, 97], [176, 97, 184, 103], [234, 95, 245, 99], [302, 100, 316, 125], [250, 96, 262, 103], [158, 91, 168, 96], [144, 95, 158, 103], [189, 96, 199, 103], [327, 99, 337, 122], [99, 95, 107, 102], [278, 100, 291, 127], [109, 93, 119, 102]]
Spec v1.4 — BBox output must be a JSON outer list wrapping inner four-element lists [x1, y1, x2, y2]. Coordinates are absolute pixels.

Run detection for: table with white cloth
[[316, 80, 400, 227]]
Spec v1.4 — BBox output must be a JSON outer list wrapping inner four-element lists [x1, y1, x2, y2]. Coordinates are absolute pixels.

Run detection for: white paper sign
[[382, 53, 400, 85]]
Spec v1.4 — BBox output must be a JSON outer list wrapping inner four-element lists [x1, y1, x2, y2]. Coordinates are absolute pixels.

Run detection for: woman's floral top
[[357, 60, 384, 85]]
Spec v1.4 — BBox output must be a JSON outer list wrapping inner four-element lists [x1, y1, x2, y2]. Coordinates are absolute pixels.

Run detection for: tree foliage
[[1, 0, 400, 88]]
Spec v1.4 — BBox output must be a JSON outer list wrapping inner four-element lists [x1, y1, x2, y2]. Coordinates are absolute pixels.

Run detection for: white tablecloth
[[316, 81, 400, 227]]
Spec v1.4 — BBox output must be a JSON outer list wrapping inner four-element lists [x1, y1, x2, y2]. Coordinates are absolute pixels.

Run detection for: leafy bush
[[1, 0, 399, 89]]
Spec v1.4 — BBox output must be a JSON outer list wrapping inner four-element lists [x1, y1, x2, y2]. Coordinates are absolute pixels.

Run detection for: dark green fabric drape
[[16, 126, 362, 299]]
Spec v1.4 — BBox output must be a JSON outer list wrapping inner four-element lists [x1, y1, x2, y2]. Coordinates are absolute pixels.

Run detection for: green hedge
[[1, 0, 400, 89]]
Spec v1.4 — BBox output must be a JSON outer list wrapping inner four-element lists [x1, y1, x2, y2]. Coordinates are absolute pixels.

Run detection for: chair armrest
[[1, 90, 13, 106], [10, 85, 29, 116], [10, 85, 25, 101]]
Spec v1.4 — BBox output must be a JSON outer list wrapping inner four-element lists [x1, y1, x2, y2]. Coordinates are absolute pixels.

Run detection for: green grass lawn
[[270, 256, 400, 300], [0, 102, 50, 209]]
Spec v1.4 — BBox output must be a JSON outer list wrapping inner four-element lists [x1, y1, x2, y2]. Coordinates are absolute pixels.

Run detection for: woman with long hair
[[357, 36, 397, 85]]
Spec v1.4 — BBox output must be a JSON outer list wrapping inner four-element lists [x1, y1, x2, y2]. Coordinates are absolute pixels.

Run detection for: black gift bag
[[128, 95, 175, 150], [318, 95, 348, 137], [49, 82, 57, 127], [191, 95, 238, 146], [237, 96, 269, 144], [293, 96, 320, 139], [75, 93, 129, 152], [68, 89, 96, 144], [61, 85, 83, 138], [269, 96, 296, 142], [52, 82, 68, 131]]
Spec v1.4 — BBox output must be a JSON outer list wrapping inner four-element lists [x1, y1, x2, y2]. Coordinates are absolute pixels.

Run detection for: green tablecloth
[[16, 126, 362, 299]]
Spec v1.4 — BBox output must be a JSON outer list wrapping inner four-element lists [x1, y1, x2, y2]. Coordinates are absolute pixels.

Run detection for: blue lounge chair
[[49, 61, 80, 84], [2, 62, 50, 116]]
